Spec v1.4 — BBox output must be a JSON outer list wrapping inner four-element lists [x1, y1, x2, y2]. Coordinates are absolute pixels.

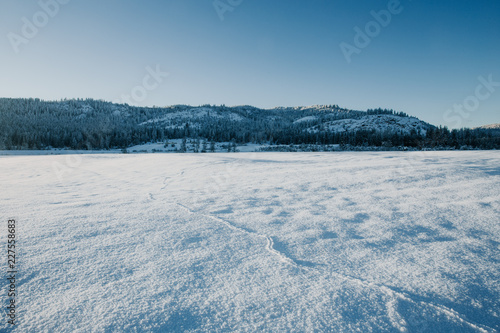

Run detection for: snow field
[[0, 151, 499, 332]]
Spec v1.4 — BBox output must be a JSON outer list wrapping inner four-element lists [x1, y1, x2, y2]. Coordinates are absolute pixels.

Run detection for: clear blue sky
[[1, 0, 499, 128]]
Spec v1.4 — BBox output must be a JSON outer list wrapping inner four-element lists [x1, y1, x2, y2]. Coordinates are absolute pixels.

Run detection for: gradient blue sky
[[1, 0, 499, 128]]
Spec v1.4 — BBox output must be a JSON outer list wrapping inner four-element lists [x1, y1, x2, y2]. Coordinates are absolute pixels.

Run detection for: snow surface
[[126, 141, 264, 154], [293, 116, 318, 124], [0, 142, 264, 156], [1, 151, 499, 332]]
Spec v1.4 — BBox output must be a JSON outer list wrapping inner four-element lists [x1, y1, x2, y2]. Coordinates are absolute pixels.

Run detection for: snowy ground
[[0, 141, 264, 155], [1, 151, 499, 332]]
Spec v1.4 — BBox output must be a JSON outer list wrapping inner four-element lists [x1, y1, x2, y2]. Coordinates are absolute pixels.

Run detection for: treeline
[[0, 98, 498, 150], [367, 108, 409, 117], [265, 126, 500, 149]]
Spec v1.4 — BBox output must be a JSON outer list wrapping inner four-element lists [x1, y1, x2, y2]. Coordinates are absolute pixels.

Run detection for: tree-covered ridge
[[0, 98, 498, 150]]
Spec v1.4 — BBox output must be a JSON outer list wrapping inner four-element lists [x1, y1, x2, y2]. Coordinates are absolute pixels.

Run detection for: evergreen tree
[[180, 137, 187, 152]]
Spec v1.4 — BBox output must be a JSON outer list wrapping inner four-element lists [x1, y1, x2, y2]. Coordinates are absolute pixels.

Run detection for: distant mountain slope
[[0, 98, 498, 150], [307, 115, 430, 135], [475, 123, 500, 130], [139, 107, 245, 125]]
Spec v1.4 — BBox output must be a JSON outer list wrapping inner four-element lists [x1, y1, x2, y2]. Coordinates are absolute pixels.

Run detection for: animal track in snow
[[175, 203, 308, 271]]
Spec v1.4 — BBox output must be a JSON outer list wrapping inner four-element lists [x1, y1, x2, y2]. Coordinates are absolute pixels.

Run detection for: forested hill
[[0, 98, 498, 150]]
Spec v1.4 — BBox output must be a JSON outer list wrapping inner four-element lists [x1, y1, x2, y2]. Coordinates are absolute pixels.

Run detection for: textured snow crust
[[0, 151, 499, 332]]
